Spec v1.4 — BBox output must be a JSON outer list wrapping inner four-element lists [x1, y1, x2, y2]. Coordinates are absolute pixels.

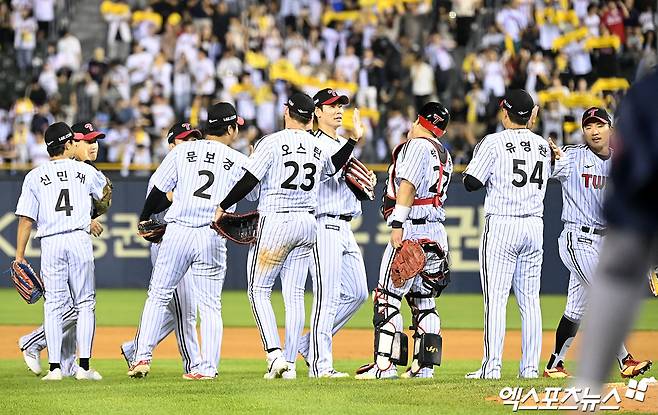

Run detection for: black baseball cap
[[44, 122, 74, 148], [72, 121, 105, 141], [313, 88, 349, 107], [582, 107, 612, 127], [286, 92, 314, 121], [206, 102, 244, 134], [500, 89, 535, 120], [167, 122, 202, 144], [417, 101, 450, 137]]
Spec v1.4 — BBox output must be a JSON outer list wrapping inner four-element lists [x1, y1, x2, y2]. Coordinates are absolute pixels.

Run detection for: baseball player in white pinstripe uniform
[[296, 89, 371, 378], [128, 103, 248, 379], [15, 122, 107, 381], [543, 107, 652, 379], [463, 89, 550, 380], [214, 92, 359, 379], [18, 121, 108, 378], [120, 123, 204, 378], [356, 102, 453, 380]]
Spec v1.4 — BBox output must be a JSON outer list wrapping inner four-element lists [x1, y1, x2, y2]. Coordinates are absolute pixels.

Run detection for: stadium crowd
[[0, 0, 655, 173]]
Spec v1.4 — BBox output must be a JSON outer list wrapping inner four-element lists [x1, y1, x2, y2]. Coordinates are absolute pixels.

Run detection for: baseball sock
[[49, 363, 61, 371], [79, 358, 89, 371], [616, 345, 630, 368], [547, 315, 579, 369]]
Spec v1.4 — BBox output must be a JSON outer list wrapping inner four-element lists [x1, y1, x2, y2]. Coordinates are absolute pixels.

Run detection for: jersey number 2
[[193, 170, 214, 199], [512, 159, 544, 189], [281, 161, 316, 191], [55, 189, 73, 216]]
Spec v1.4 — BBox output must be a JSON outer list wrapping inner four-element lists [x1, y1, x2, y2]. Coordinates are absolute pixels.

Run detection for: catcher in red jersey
[[356, 102, 453, 380]]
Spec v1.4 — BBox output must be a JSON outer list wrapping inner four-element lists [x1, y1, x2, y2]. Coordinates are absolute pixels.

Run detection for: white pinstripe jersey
[[391, 137, 453, 222], [151, 140, 247, 227], [465, 129, 551, 217], [313, 130, 361, 217], [245, 128, 337, 213], [551, 144, 610, 227], [15, 159, 107, 238]]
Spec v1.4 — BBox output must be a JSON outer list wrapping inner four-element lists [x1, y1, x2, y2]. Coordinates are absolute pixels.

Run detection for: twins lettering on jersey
[[581, 174, 607, 189]]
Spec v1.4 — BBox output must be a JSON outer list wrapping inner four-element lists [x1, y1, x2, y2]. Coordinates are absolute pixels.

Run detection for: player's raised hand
[[352, 108, 365, 141], [369, 170, 377, 187], [527, 105, 539, 129], [390, 228, 403, 249], [548, 137, 562, 161]]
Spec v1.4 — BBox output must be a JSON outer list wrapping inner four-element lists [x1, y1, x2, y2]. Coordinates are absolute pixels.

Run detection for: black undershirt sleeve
[[463, 174, 485, 192], [219, 171, 259, 211], [140, 186, 172, 221], [330, 138, 357, 173]]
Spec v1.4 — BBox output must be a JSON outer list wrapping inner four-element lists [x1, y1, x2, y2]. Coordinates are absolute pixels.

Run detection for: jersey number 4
[[512, 159, 544, 189], [55, 189, 73, 216], [281, 161, 316, 191]]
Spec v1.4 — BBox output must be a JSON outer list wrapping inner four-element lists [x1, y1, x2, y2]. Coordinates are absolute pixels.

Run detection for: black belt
[[325, 214, 353, 222], [276, 210, 315, 214], [581, 226, 606, 236], [411, 218, 427, 225]]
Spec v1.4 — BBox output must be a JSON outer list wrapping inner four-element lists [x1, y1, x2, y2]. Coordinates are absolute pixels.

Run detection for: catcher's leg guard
[[417, 333, 442, 366], [373, 288, 408, 368]]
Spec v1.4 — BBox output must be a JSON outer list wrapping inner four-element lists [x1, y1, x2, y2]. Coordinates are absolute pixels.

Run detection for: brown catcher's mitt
[[137, 220, 167, 243], [344, 158, 375, 201], [391, 240, 427, 288], [650, 268, 658, 297], [10, 260, 44, 304], [92, 174, 112, 218], [210, 211, 259, 245]]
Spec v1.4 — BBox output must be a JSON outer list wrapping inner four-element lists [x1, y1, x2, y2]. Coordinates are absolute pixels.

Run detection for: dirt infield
[[2, 326, 657, 363]]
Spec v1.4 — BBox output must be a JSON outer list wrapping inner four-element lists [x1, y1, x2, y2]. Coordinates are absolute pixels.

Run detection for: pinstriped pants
[[301, 215, 368, 376], [40, 231, 96, 364], [133, 223, 226, 376], [558, 225, 603, 321], [478, 215, 543, 378], [247, 212, 316, 363]]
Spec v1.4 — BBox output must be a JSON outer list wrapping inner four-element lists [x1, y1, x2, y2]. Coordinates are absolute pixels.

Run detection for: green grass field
[[1, 289, 657, 414]]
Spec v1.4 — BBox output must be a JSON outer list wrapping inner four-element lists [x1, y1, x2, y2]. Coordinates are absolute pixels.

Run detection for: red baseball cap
[[313, 88, 350, 107], [167, 122, 202, 144], [71, 122, 106, 141]]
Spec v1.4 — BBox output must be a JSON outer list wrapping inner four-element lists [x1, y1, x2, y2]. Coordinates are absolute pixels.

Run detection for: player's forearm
[[388, 180, 416, 228], [463, 174, 484, 192], [219, 171, 259, 211], [331, 138, 358, 171], [140, 186, 172, 221], [15, 216, 33, 260]]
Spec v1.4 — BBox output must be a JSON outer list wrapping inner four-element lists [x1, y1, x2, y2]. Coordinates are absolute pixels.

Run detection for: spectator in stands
[[410, 53, 435, 112], [12, 6, 36, 72], [33, 0, 54, 42], [101, 0, 132, 60], [601, 1, 629, 43], [172, 55, 192, 118], [495, 0, 528, 45], [57, 29, 82, 72]]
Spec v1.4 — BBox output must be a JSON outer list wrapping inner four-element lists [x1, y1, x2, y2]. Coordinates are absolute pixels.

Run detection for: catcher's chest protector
[[381, 137, 449, 219]]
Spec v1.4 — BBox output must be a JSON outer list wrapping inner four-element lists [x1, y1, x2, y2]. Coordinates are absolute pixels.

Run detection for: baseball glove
[[391, 240, 427, 288], [650, 268, 658, 297], [344, 158, 375, 201], [10, 260, 44, 304], [92, 174, 113, 218], [210, 211, 259, 245], [137, 220, 167, 243]]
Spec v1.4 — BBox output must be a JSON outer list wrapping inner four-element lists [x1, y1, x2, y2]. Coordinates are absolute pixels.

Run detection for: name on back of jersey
[[185, 149, 235, 170], [38, 169, 88, 187]]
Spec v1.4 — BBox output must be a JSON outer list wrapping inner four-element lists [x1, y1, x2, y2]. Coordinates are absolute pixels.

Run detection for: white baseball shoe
[[465, 370, 500, 380], [282, 363, 297, 380], [75, 368, 103, 380], [400, 367, 434, 379], [41, 368, 63, 381], [21, 348, 42, 375], [354, 363, 398, 380], [263, 352, 289, 379], [127, 360, 150, 378], [318, 369, 350, 378]]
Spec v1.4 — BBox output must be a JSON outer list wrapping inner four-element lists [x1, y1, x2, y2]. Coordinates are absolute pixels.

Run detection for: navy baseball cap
[[206, 102, 244, 134], [286, 92, 314, 121], [417, 101, 450, 137], [313, 88, 349, 107], [72, 121, 106, 141], [167, 122, 202, 144], [582, 107, 612, 127], [44, 122, 74, 148], [500, 89, 535, 120]]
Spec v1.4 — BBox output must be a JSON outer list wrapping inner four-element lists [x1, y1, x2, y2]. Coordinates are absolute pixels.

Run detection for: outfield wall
[[0, 173, 571, 293]]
